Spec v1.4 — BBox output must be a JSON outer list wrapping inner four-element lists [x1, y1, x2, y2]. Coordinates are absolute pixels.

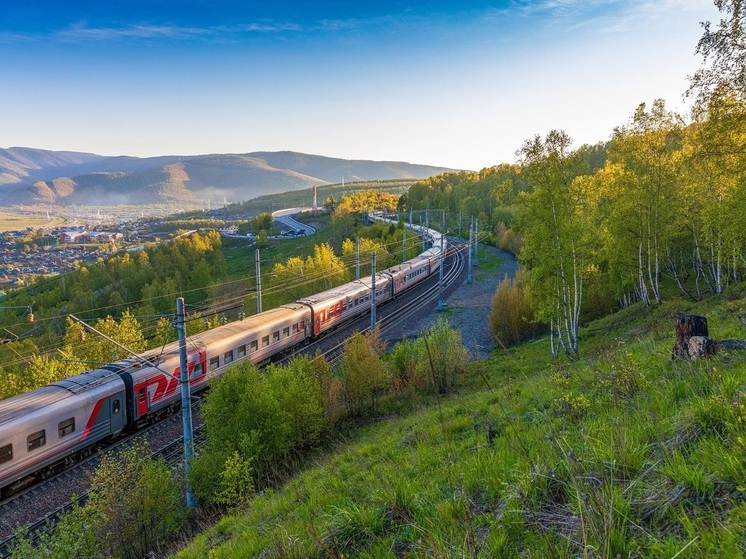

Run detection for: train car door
[[137, 386, 148, 416], [110, 395, 125, 434]]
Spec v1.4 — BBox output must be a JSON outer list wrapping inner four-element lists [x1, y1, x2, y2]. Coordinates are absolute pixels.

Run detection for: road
[[271, 207, 316, 236]]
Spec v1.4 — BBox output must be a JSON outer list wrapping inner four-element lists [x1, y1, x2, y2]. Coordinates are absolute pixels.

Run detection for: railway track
[[0, 241, 467, 556]]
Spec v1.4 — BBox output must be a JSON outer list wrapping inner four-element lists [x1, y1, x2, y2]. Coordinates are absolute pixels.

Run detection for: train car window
[[272, 331, 280, 343], [283, 327, 290, 338], [237, 345, 246, 358], [113, 399, 121, 414], [0, 444, 11, 464], [193, 362, 204, 377], [27, 430, 46, 451], [224, 350, 233, 364], [250, 340, 259, 353], [262, 336, 269, 348], [139, 388, 146, 404], [328, 307, 334, 318], [58, 417, 75, 438], [292, 324, 298, 334], [210, 356, 220, 371]]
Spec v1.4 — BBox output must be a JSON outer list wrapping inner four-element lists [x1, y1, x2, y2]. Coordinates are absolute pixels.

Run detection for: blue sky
[[0, 1, 720, 170]]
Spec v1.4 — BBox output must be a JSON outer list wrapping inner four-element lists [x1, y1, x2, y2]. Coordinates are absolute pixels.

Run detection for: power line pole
[[255, 248, 262, 314], [437, 211, 445, 311], [474, 218, 479, 268], [467, 217, 473, 284], [175, 297, 196, 509], [370, 251, 376, 332], [356, 237, 360, 280]]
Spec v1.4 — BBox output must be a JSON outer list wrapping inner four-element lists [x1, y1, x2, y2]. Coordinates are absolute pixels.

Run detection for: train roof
[[0, 369, 123, 426], [297, 279, 373, 306], [123, 304, 311, 367]]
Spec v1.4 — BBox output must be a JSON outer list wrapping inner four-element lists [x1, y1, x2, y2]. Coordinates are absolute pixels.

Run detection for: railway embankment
[[385, 244, 518, 357]]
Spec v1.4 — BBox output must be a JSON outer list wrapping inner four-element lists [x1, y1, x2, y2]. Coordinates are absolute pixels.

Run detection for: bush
[[341, 329, 390, 416], [418, 318, 470, 394], [193, 357, 326, 503], [488, 269, 540, 346], [10, 440, 186, 559]]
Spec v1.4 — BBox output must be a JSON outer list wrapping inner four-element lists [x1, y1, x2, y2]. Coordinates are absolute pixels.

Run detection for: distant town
[[0, 212, 244, 290]]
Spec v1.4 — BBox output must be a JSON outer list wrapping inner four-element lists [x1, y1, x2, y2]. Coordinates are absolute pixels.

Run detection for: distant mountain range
[[0, 147, 457, 206]]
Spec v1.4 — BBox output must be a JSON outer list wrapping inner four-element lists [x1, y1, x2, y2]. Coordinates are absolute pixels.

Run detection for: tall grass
[[171, 286, 746, 558]]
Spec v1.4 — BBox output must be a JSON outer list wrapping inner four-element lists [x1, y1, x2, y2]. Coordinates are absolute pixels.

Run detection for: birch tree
[[517, 130, 592, 359], [688, 0, 746, 104], [606, 100, 685, 305]]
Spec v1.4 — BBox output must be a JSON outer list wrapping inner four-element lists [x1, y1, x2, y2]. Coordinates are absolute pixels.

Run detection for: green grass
[[173, 285, 746, 558]]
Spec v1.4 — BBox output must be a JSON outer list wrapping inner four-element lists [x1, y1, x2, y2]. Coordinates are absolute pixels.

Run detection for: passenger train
[[0, 215, 446, 497]]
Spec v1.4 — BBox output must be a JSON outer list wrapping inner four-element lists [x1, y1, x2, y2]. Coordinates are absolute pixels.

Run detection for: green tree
[[688, 0, 746, 103], [341, 329, 389, 416], [85, 440, 185, 559], [518, 130, 593, 358], [488, 269, 539, 347], [59, 310, 146, 375], [606, 100, 685, 305]]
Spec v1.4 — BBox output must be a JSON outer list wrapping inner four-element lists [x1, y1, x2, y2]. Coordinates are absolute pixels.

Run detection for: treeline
[[428, 93, 745, 358], [517, 93, 745, 358], [227, 179, 414, 216], [257, 216, 421, 311], [0, 231, 227, 394]]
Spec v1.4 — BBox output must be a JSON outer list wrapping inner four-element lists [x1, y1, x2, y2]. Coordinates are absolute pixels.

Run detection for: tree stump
[[672, 314, 709, 359], [688, 336, 715, 358]]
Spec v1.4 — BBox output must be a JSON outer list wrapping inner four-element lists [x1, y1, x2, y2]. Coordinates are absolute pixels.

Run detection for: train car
[[298, 275, 393, 336], [0, 370, 126, 496], [121, 304, 312, 427]]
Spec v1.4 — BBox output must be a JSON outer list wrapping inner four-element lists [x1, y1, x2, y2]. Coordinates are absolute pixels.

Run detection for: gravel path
[[385, 245, 519, 359]]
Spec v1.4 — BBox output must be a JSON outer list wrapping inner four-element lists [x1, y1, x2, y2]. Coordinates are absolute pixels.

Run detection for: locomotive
[[0, 216, 445, 497]]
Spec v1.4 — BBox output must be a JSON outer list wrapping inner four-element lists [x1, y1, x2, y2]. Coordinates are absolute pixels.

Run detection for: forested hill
[[0, 148, 457, 206]]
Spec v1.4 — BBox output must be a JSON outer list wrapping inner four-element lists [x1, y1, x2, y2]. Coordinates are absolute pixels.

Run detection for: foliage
[[517, 130, 593, 358], [261, 242, 350, 309], [419, 318, 470, 394], [341, 329, 389, 417], [688, 0, 746, 104], [86, 440, 186, 559], [58, 310, 147, 375], [10, 440, 185, 559], [0, 230, 227, 347], [488, 269, 540, 346], [333, 190, 400, 216], [0, 312, 147, 398], [193, 357, 326, 503]]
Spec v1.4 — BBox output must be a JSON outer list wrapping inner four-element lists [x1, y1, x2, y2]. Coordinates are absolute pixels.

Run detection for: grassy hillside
[[173, 288, 746, 558]]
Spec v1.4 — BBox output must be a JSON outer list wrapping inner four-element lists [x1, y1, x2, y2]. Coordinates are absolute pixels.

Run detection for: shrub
[[341, 329, 390, 416], [488, 269, 539, 347], [418, 318, 470, 394], [10, 440, 187, 559], [193, 358, 327, 503]]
